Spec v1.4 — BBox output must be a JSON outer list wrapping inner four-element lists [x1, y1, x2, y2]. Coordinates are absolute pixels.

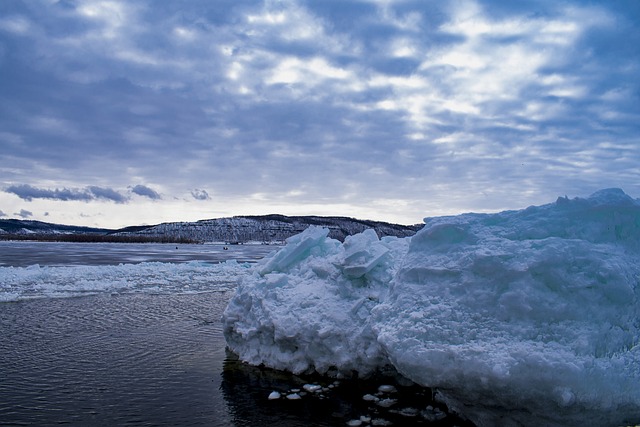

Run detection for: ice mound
[[224, 227, 408, 374], [222, 188, 640, 427]]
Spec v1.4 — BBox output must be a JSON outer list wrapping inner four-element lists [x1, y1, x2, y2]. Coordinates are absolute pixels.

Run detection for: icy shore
[[222, 188, 640, 426]]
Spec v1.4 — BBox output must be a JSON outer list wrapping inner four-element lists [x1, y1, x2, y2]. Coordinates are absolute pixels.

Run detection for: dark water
[[0, 292, 233, 426], [0, 242, 471, 426], [222, 353, 473, 427], [0, 292, 470, 427]]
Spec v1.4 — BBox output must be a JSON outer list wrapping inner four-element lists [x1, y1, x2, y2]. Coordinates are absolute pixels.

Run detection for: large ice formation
[[222, 188, 640, 427]]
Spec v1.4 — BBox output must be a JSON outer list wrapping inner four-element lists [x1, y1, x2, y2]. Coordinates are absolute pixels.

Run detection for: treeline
[[0, 233, 199, 244]]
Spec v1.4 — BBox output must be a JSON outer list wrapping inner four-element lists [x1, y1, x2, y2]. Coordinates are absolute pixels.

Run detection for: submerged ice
[[223, 188, 640, 427]]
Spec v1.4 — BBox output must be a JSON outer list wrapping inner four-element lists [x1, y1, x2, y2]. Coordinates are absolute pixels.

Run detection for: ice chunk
[[223, 226, 408, 375], [397, 407, 418, 417], [303, 384, 322, 392], [268, 391, 281, 400], [341, 229, 389, 279], [223, 189, 640, 427], [377, 385, 397, 393], [258, 226, 330, 275], [376, 398, 397, 408]]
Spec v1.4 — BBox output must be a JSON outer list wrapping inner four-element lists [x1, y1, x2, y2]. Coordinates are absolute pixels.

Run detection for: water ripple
[[0, 292, 234, 426]]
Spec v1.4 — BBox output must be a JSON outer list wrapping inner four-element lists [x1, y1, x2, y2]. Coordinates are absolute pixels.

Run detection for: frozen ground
[[223, 188, 640, 427]]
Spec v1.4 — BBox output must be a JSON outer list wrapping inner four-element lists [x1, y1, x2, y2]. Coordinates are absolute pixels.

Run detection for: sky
[[1, 0, 639, 229]]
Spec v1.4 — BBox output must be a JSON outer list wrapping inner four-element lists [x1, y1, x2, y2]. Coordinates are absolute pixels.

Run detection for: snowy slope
[[118, 214, 421, 243]]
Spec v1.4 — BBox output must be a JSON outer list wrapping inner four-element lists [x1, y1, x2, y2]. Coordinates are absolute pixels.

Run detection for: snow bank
[[223, 188, 640, 427]]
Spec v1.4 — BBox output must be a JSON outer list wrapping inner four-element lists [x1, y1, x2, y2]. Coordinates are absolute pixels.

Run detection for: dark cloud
[[15, 209, 32, 218], [0, 210, 6, 217], [88, 186, 129, 203], [191, 189, 210, 200], [5, 184, 93, 202], [131, 185, 161, 200], [4, 184, 128, 203]]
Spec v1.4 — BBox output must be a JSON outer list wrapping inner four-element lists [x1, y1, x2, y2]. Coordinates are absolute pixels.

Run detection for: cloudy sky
[[1, 0, 639, 228]]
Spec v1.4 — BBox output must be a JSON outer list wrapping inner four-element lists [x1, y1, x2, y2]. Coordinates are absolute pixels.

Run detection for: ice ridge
[[222, 188, 640, 427]]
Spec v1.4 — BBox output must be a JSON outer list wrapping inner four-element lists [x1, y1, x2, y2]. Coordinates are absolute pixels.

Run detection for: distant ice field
[[0, 242, 277, 301]]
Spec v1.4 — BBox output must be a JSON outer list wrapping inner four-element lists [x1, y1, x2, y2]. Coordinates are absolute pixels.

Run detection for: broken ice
[[223, 188, 640, 426]]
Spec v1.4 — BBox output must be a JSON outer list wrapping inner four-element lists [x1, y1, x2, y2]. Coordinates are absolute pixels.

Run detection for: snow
[[223, 188, 640, 427], [0, 260, 252, 302]]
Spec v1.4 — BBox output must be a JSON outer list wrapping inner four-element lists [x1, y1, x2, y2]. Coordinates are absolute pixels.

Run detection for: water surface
[[0, 241, 469, 426]]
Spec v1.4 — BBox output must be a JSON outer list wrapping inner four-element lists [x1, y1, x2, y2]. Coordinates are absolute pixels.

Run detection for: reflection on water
[[221, 351, 474, 427]]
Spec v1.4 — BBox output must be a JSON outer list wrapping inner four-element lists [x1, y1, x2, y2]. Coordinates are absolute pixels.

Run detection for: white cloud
[[0, 15, 32, 34], [266, 56, 351, 85], [246, 0, 331, 43]]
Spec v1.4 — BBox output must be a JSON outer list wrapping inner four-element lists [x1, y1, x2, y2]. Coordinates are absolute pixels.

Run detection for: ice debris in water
[[268, 382, 436, 426], [267, 391, 281, 400], [376, 398, 397, 408], [370, 419, 392, 426], [303, 383, 322, 392], [421, 406, 447, 422], [224, 188, 640, 427]]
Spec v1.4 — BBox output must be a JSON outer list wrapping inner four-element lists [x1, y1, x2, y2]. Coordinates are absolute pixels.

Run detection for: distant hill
[[0, 215, 422, 243], [0, 219, 111, 235], [112, 214, 423, 243]]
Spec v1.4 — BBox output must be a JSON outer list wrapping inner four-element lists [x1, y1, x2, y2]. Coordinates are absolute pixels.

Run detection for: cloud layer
[[0, 0, 638, 227], [5, 184, 160, 203]]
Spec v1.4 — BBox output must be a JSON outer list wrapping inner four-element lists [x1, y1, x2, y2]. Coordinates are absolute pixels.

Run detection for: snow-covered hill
[[115, 214, 422, 243], [0, 219, 111, 236], [0, 215, 421, 243]]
